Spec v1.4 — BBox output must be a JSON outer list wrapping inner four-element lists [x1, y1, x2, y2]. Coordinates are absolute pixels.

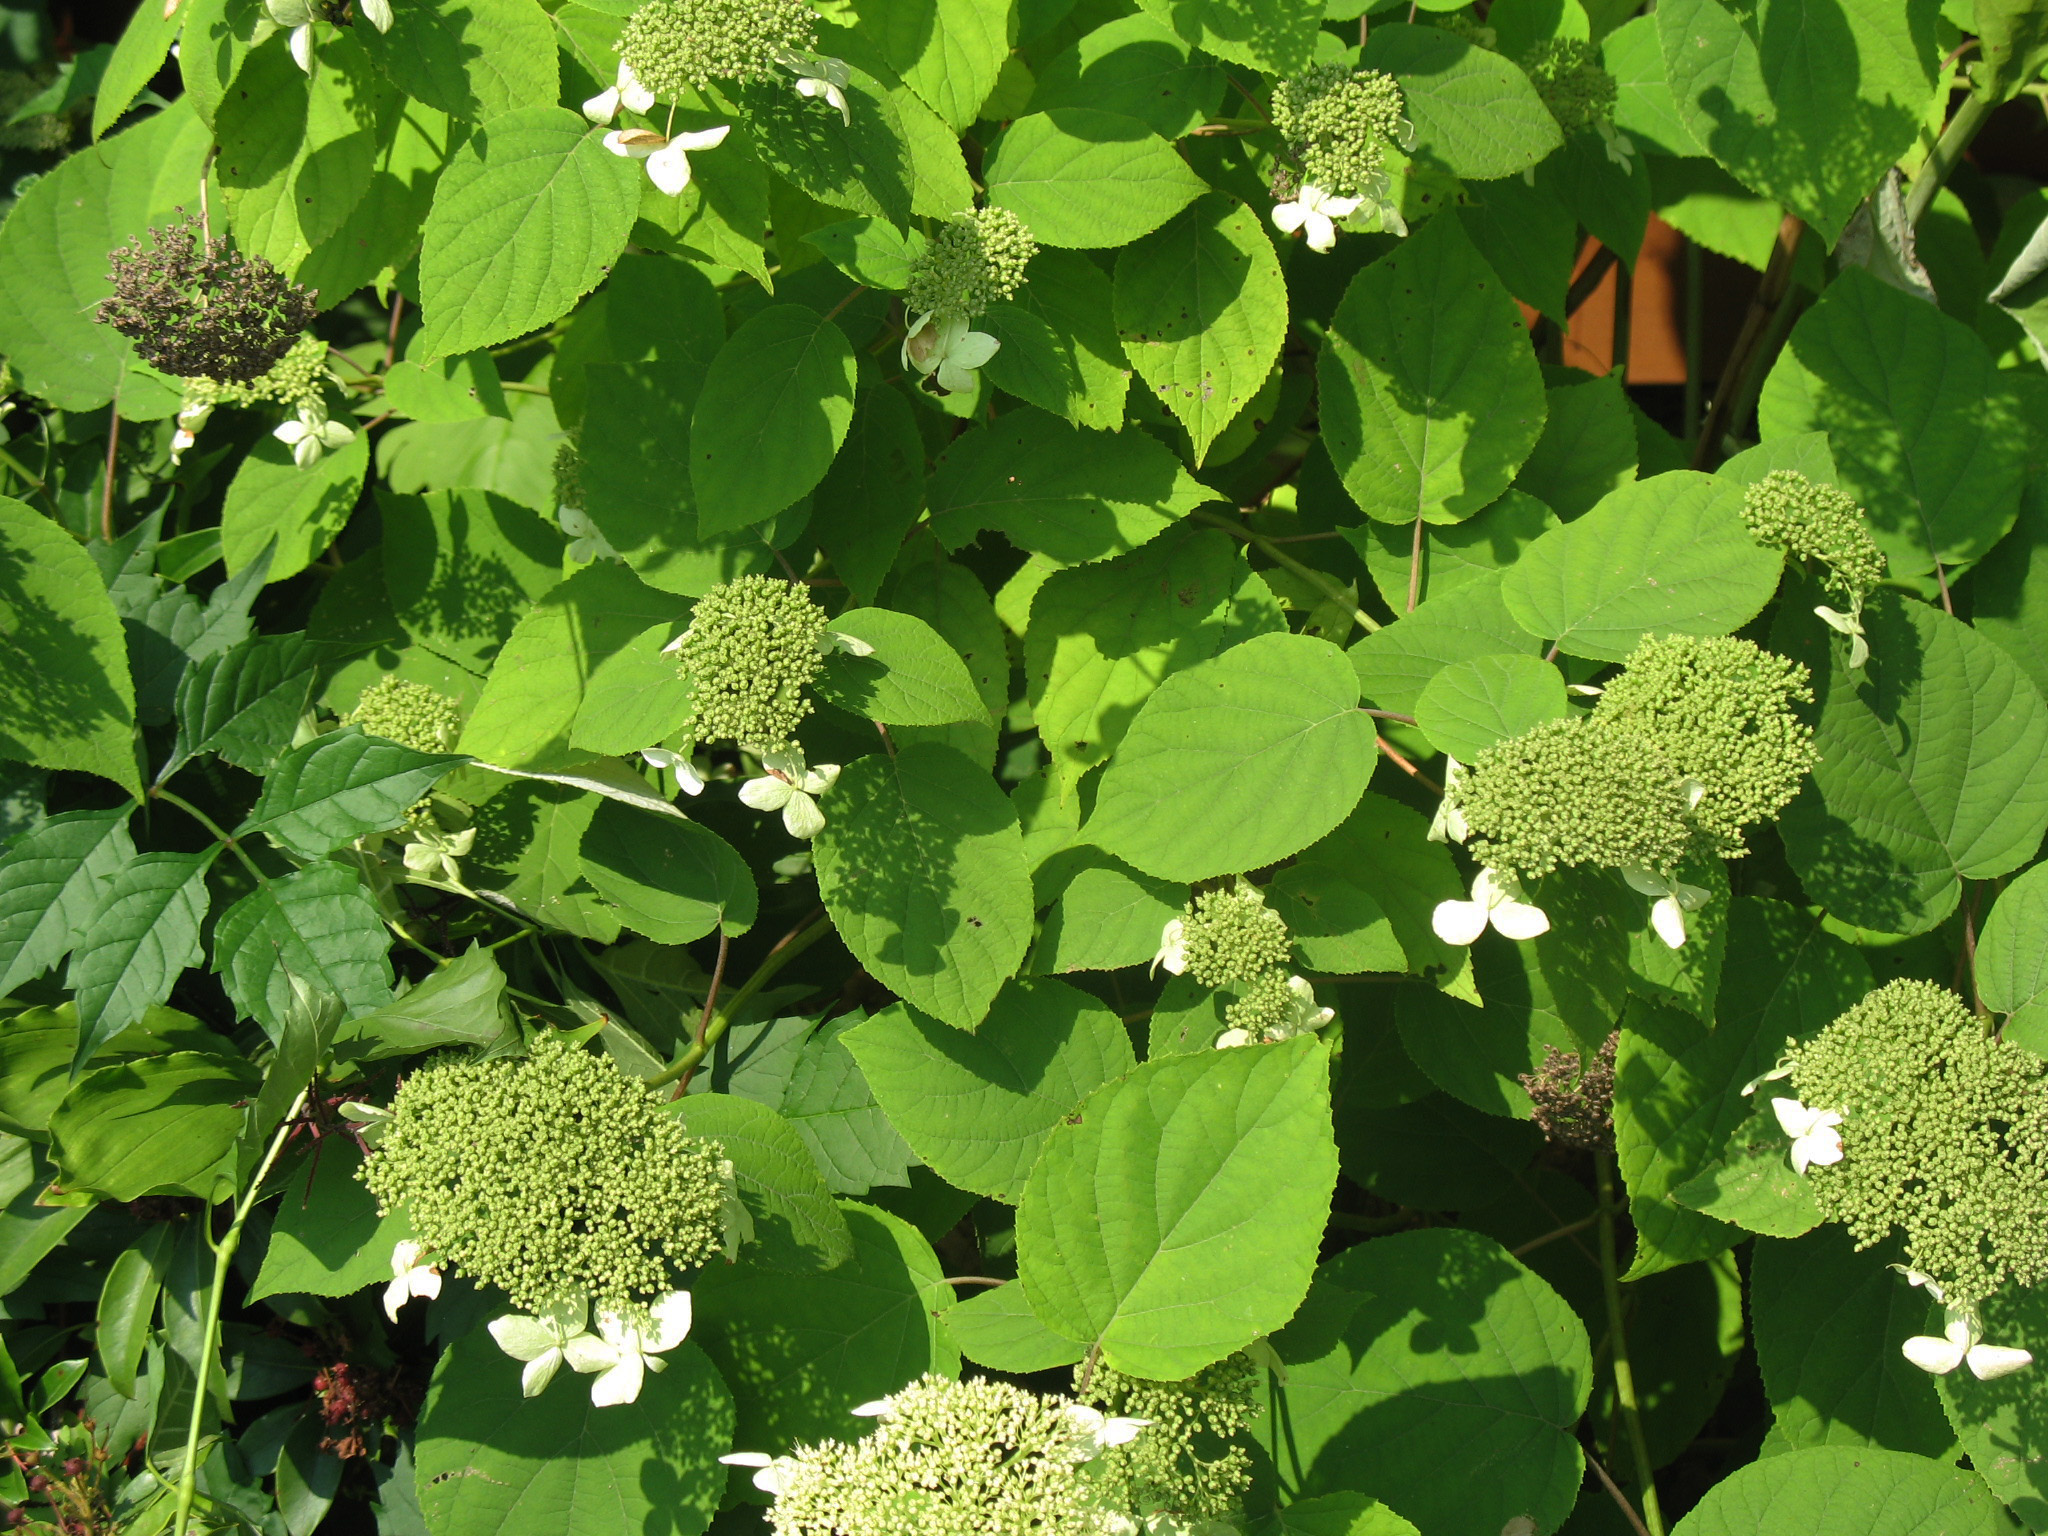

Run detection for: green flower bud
[[1740, 469, 1888, 604], [1788, 980, 2048, 1311], [761, 1374, 1129, 1536], [1521, 38, 1618, 135], [670, 574, 829, 753], [1179, 880, 1292, 989], [344, 676, 463, 755], [1270, 64, 1409, 201], [361, 1033, 729, 1317], [1458, 715, 1695, 883], [1590, 634, 1817, 860], [618, 0, 817, 98], [1078, 1353, 1259, 1526], [179, 331, 332, 422], [905, 207, 1038, 321]]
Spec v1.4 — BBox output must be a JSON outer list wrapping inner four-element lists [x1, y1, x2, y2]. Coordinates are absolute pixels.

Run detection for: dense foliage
[[3, 0, 2048, 1533]]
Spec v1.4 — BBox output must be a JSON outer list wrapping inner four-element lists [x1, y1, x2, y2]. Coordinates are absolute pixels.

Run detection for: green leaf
[[359, 0, 559, 123], [0, 101, 210, 409], [550, 252, 724, 432], [1256, 1493, 1422, 1536], [1499, 470, 1783, 661], [1513, 373, 1639, 519], [211, 864, 394, 1039], [1349, 571, 1542, 716], [49, 1052, 261, 1201], [249, 1144, 413, 1303], [852, 0, 1012, 128], [1777, 592, 2048, 936], [772, 1016, 917, 1195], [578, 361, 778, 597], [982, 247, 1133, 431], [844, 978, 1136, 1204], [380, 488, 567, 674], [1668, 1446, 2012, 1536], [0, 809, 137, 997], [1360, 24, 1565, 180], [1251, 1227, 1592, 1536], [1318, 213, 1548, 525], [1271, 794, 1471, 987], [415, 106, 639, 360], [1750, 1227, 1955, 1458], [814, 608, 985, 727], [66, 852, 215, 1072], [1030, 861, 1183, 975], [578, 800, 756, 944], [457, 563, 683, 772], [1759, 269, 2027, 581], [93, 0, 183, 138], [0, 499, 139, 794], [1614, 900, 1867, 1281], [1028, 13, 1223, 138], [1397, 947, 1587, 1119], [1086, 632, 1377, 883], [239, 728, 466, 860], [1017, 1036, 1336, 1377], [1933, 1279, 2048, 1528], [691, 1203, 956, 1454], [1605, 13, 1699, 157], [735, 67, 916, 226], [382, 354, 510, 423], [335, 946, 515, 1061], [689, 305, 857, 534], [169, 633, 321, 777], [813, 743, 1033, 1031], [803, 217, 925, 291], [928, 406, 1215, 564], [984, 109, 1207, 249], [1977, 861, 2048, 1050], [1128, 0, 1318, 74], [940, 1282, 1087, 1373], [1670, 1096, 1823, 1238], [97, 1223, 172, 1399], [1113, 194, 1286, 467], [809, 384, 926, 607], [219, 432, 373, 584], [415, 1333, 730, 1536], [1657, 0, 1938, 244], [1413, 653, 1570, 762], [568, 624, 695, 759], [673, 1092, 852, 1273], [1026, 527, 1278, 797]]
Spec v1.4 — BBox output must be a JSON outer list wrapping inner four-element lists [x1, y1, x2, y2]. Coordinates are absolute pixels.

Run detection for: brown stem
[[1586, 1450, 1653, 1536], [1691, 213, 1805, 469], [935, 1276, 1008, 1288], [1406, 513, 1425, 613], [384, 294, 404, 372], [672, 928, 731, 1099], [820, 285, 868, 325], [1566, 246, 1619, 318], [1933, 559, 1956, 617], [1364, 709, 1418, 725], [1376, 736, 1442, 795], [100, 405, 119, 542]]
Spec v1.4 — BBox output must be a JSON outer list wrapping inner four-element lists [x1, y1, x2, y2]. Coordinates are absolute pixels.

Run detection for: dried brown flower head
[[96, 215, 316, 384], [1520, 1032, 1617, 1151]]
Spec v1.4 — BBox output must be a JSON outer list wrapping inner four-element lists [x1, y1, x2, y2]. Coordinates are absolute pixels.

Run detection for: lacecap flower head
[[1786, 979, 2048, 1312], [617, 0, 817, 96], [1075, 1353, 1259, 1529], [900, 207, 1037, 394], [1269, 65, 1410, 204], [1740, 470, 1887, 604], [359, 1032, 730, 1317], [665, 574, 830, 754], [172, 332, 335, 463], [98, 214, 317, 385], [1520, 39, 1634, 166], [1167, 878, 1293, 989], [721, 1373, 1147, 1535]]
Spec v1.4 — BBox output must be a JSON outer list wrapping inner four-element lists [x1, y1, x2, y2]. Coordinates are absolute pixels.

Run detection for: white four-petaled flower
[[1901, 1313, 2034, 1381], [583, 60, 656, 125], [604, 124, 730, 197], [902, 311, 999, 395], [1620, 866, 1711, 950], [1770, 1096, 1844, 1177], [1431, 867, 1550, 946], [563, 1291, 694, 1406], [274, 406, 354, 469], [776, 49, 852, 124], [383, 1239, 441, 1322], [1271, 185, 1363, 253], [487, 1296, 592, 1397], [739, 755, 840, 839]]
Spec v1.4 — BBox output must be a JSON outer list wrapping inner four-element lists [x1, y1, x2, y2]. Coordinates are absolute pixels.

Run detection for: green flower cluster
[[1180, 881, 1292, 988], [1594, 634, 1817, 859], [1269, 64, 1407, 198], [344, 676, 463, 754], [1522, 39, 1618, 134], [618, 0, 816, 96], [552, 439, 584, 511], [1740, 470, 1888, 604], [1224, 969, 1299, 1040], [673, 574, 829, 752], [1459, 636, 1816, 880], [905, 208, 1037, 321], [1078, 1354, 1258, 1525], [1788, 980, 2048, 1310], [763, 1375, 1122, 1536], [1458, 715, 1695, 882], [360, 1034, 729, 1316], [180, 332, 330, 416]]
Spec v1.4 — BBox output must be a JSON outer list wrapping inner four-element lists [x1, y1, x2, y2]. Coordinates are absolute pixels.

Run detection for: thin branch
[[1585, 1450, 1653, 1536], [1193, 509, 1380, 635], [1566, 246, 1619, 318], [650, 908, 831, 1089], [1691, 214, 1804, 470], [1406, 513, 1425, 613], [1363, 709, 1417, 726], [672, 928, 733, 1099], [1375, 736, 1441, 795], [384, 293, 404, 372], [100, 404, 119, 542], [821, 285, 868, 325], [1595, 1152, 1667, 1536], [1511, 1209, 1616, 1258], [935, 1276, 1009, 1288]]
